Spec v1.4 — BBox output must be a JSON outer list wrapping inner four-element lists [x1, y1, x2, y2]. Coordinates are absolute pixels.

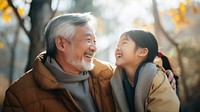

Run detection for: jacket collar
[[32, 52, 112, 90], [111, 63, 157, 112], [89, 58, 114, 78], [32, 52, 64, 90], [110, 67, 130, 112]]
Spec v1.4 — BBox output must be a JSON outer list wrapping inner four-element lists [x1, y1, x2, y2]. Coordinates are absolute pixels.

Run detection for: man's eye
[[87, 38, 91, 43], [123, 42, 127, 44]]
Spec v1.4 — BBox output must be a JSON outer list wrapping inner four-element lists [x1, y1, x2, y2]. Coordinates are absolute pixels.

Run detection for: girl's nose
[[116, 45, 120, 51]]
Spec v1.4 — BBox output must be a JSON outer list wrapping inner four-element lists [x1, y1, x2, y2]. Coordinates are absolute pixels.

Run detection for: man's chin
[[81, 59, 94, 71], [84, 63, 94, 71]]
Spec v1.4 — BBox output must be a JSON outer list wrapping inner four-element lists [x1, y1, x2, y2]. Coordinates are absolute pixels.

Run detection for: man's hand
[[165, 70, 176, 91]]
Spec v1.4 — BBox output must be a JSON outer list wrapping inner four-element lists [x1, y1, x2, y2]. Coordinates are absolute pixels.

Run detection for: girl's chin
[[115, 62, 122, 67]]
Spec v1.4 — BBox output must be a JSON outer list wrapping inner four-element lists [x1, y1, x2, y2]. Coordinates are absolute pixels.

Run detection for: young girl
[[110, 30, 180, 112]]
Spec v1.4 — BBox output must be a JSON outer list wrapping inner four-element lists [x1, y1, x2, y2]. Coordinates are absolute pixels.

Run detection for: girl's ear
[[138, 48, 148, 57], [55, 36, 67, 51]]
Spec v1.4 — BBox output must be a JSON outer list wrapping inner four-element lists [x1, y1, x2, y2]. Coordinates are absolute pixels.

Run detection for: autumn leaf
[[2, 11, 10, 22], [185, 0, 190, 3], [2, 7, 12, 23], [0, 42, 4, 49], [0, 0, 8, 10], [179, 2, 186, 13], [168, 9, 175, 16], [168, 2, 190, 30], [17, 7, 24, 17], [174, 15, 181, 22]]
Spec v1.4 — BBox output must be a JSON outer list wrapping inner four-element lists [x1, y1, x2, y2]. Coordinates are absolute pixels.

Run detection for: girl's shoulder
[[146, 65, 180, 112], [150, 65, 173, 92]]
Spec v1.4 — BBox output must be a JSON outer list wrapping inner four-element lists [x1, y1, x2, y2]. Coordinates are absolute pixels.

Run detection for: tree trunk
[[25, 0, 52, 71], [152, 0, 189, 102], [9, 24, 20, 84]]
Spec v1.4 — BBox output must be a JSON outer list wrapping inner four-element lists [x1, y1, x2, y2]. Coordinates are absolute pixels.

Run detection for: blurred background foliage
[[0, 0, 200, 111]]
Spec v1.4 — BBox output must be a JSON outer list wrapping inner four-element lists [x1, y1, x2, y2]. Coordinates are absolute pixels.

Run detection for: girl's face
[[115, 34, 140, 67]]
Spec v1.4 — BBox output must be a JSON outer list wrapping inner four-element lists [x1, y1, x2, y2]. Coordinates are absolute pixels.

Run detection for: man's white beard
[[81, 58, 94, 71], [68, 54, 94, 71]]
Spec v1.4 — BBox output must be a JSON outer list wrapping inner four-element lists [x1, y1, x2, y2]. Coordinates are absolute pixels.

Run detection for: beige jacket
[[110, 63, 180, 112]]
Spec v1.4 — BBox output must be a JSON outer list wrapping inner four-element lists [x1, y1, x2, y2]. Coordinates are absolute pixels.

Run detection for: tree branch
[[7, 0, 30, 38], [152, 0, 178, 46], [51, 0, 60, 19], [152, 0, 189, 102]]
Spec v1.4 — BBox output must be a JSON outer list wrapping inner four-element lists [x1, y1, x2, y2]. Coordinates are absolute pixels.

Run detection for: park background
[[0, 0, 200, 111]]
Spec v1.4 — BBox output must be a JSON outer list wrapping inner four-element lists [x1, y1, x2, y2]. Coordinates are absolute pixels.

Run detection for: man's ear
[[138, 48, 148, 57], [55, 36, 67, 51]]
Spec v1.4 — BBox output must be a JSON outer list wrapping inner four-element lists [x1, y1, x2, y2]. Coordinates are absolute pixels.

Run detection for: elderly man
[[2, 13, 176, 112]]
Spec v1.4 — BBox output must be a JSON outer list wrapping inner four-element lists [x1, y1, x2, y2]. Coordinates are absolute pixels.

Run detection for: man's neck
[[55, 56, 81, 75]]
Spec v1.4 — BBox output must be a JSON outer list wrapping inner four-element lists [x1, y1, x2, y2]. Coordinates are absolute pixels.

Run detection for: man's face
[[64, 24, 97, 71]]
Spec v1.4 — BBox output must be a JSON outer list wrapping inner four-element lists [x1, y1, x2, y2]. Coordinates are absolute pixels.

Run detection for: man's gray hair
[[44, 12, 96, 57]]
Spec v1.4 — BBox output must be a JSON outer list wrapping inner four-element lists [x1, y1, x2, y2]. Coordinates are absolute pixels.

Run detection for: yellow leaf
[[17, 8, 24, 17], [168, 9, 175, 16], [2, 7, 12, 23], [0, 0, 8, 10], [174, 15, 181, 22], [172, 18, 176, 24], [0, 42, 4, 49], [179, 2, 186, 13], [185, 0, 190, 3], [2, 11, 10, 22]]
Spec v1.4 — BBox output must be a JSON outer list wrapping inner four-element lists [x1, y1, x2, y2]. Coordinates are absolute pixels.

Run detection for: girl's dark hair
[[125, 30, 158, 63], [126, 30, 177, 77], [125, 30, 179, 95], [158, 53, 179, 92]]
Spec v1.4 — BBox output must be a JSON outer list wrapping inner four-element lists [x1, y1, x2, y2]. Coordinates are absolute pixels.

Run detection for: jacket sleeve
[[146, 71, 180, 112], [2, 90, 23, 112]]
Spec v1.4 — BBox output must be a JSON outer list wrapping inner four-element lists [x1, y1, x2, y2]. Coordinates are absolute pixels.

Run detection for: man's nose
[[89, 42, 97, 52]]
